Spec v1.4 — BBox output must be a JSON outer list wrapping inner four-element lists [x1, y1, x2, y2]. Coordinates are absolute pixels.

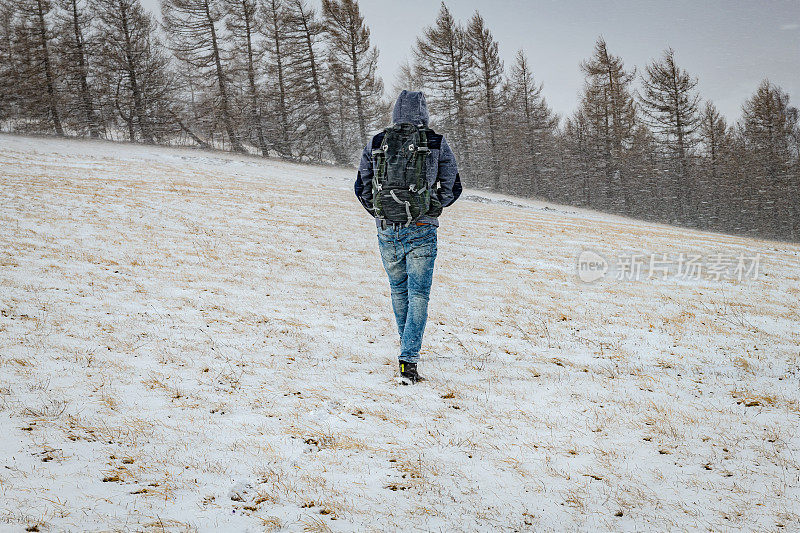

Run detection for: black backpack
[[371, 123, 442, 225]]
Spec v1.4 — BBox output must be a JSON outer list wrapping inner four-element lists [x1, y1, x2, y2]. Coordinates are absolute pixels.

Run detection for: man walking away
[[354, 90, 461, 384]]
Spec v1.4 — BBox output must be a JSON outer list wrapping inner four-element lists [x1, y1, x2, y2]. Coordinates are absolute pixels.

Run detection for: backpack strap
[[413, 126, 429, 197], [371, 129, 390, 220], [422, 129, 443, 193], [372, 128, 389, 185]]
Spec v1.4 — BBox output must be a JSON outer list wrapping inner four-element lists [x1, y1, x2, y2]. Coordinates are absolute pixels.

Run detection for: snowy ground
[[0, 134, 798, 532]]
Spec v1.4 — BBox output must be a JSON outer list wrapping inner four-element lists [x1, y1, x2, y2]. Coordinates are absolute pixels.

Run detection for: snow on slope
[[0, 134, 798, 532]]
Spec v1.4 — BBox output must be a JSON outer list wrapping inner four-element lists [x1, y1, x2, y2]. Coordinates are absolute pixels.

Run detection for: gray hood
[[391, 90, 429, 126]]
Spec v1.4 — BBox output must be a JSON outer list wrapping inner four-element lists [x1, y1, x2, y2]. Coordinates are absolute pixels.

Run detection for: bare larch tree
[[94, 0, 160, 143], [466, 11, 504, 189], [56, 0, 99, 137], [414, 3, 475, 184], [225, 0, 268, 155], [322, 0, 383, 148], [162, 0, 246, 152], [284, 0, 348, 164]]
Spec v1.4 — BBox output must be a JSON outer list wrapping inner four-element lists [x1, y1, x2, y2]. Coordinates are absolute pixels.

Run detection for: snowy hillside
[[1, 134, 798, 532]]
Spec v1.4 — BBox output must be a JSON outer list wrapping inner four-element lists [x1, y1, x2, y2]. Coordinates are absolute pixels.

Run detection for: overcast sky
[[141, 0, 800, 123]]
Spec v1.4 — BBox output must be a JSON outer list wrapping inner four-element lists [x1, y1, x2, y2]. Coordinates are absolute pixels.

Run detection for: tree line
[[0, 0, 385, 161], [1, 0, 798, 241]]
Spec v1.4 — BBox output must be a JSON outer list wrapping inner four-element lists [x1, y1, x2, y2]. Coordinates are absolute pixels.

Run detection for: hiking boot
[[399, 361, 424, 385]]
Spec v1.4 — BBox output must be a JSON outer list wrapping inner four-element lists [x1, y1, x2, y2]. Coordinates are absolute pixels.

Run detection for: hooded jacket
[[355, 90, 462, 227]]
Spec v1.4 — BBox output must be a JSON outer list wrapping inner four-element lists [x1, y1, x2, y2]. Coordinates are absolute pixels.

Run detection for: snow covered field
[[1, 134, 798, 532]]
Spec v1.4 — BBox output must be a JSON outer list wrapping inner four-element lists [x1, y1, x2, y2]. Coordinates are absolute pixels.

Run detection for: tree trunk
[[268, 3, 291, 158], [447, 42, 472, 184], [115, 78, 135, 141], [242, 2, 268, 156], [35, 0, 63, 136], [172, 111, 211, 149], [482, 71, 499, 190], [69, 0, 99, 138], [348, 24, 366, 146], [119, 0, 153, 143], [298, 5, 347, 164], [204, 0, 246, 153]]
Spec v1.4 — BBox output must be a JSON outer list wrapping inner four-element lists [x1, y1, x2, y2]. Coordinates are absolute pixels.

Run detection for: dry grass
[[0, 135, 798, 531]]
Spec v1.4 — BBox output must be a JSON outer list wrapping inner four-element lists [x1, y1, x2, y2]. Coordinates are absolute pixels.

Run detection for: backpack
[[371, 123, 442, 225]]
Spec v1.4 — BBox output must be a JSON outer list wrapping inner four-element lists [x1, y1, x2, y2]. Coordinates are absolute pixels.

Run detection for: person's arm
[[354, 142, 376, 216], [437, 136, 462, 207]]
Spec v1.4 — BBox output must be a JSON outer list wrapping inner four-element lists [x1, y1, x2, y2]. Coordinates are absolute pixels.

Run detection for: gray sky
[[142, 0, 800, 123]]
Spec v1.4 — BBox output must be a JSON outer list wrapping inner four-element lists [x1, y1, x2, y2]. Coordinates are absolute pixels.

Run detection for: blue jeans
[[377, 223, 437, 363]]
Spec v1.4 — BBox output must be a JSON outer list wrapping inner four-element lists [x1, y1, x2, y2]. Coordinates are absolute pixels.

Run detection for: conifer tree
[[576, 37, 637, 209], [282, 0, 347, 163], [0, 3, 21, 125], [94, 0, 166, 143], [640, 48, 700, 155], [393, 59, 423, 94], [639, 48, 700, 219], [740, 80, 799, 238], [561, 111, 593, 206], [225, 0, 268, 155], [413, 3, 474, 184], [741, 80, 797, 178], [322, 0, 383, 147], [505, 50, 557, 196], [13, 0, 64, 135], [466, 11, 503, 189], [697, 100, 731, 224], [699, 101, 728, 181], [162, 0, 246, 152], [262, 0, 293, 157], [55, 0, 99, 137]]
